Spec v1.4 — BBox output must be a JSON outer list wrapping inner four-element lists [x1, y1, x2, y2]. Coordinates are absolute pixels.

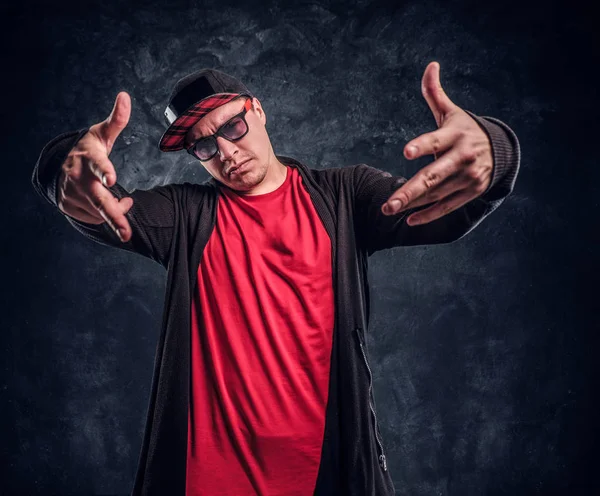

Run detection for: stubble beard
[[227, 159, 269, 193]]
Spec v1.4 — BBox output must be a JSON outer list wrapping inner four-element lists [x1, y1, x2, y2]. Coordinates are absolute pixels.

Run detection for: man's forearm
[[354, 114, 521, 253], [32, 128, 89, 207]]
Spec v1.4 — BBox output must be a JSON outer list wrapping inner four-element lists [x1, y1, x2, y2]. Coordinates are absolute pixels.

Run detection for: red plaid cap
[[158, 93, 247, 152]]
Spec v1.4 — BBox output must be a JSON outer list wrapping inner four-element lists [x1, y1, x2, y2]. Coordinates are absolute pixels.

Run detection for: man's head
[[159, 69, 283, 194]]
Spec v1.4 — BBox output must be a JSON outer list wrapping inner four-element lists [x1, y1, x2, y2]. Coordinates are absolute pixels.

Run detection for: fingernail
[[407, 145, 418, 157], [409, 216, 420, 225], [383, 200, 401, 215], [102, 174, 108, 187]]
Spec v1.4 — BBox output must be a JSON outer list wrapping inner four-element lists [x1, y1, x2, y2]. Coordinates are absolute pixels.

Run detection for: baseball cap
[[159, 68, 254, 152]]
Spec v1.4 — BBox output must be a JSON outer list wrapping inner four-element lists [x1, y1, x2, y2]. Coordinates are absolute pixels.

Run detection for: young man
[[32, 63, 520, 495]]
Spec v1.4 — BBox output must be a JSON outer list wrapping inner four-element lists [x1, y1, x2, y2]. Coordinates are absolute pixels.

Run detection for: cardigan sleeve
[[352, 114, 521, 255], [31, 129, 177, 268]]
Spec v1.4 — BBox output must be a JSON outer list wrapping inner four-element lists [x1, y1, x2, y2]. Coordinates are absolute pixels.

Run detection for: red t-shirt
[[186, 166, 335, 495]]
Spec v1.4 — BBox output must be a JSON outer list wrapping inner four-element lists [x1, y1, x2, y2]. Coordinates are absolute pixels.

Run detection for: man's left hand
[[382, 61, 493, 224]]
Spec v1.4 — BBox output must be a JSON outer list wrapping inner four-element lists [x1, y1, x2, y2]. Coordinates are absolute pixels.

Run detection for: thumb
[[421, 61, 456, 128], [119, 196, 134, 214], [99, 91, 131, 154]]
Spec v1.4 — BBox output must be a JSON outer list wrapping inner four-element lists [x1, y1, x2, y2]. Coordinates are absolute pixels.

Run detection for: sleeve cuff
[[31, 128, 90, 207], [465, 111, 521, 202]]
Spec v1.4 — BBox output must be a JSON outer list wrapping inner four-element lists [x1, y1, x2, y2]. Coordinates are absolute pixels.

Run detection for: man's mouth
[[227, 159, 251, 176]]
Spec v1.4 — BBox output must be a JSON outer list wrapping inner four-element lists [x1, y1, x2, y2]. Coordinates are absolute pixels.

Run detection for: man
[[32, 62, 520, 495]]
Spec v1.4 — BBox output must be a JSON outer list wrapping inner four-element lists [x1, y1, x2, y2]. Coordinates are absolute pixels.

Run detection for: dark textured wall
[[2, 0, 597, 494]]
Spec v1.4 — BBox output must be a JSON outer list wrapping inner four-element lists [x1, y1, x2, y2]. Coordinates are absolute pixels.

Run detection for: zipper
[[355, 327, 388, 471]]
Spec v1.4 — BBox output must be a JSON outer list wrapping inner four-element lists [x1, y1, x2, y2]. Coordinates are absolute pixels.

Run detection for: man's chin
[[224, 172, 258, 191], [226, 169, 270, 194]]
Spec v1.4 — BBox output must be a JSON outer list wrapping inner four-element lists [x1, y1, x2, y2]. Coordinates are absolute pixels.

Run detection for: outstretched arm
[[353, 62, 520, 254], [32, 93, 177, 267]]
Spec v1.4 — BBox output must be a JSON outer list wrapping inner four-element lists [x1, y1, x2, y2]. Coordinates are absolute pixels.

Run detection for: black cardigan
[[32, 112, 520, 495]]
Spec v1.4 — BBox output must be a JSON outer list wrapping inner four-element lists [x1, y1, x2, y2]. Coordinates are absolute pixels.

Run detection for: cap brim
[[158, 93, 249, 152]]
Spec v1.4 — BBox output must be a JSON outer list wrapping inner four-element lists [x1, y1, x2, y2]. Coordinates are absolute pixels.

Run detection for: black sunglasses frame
[[186, 97, 253, 162]]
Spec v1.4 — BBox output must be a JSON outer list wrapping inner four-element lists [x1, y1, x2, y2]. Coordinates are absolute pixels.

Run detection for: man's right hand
[[57, 92, 135, 243]]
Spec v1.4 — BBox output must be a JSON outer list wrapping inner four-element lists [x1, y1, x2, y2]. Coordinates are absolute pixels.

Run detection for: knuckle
[[422, 170, 441, 189], [397, 191, 411, 205], [456, 129, 468, 141], [443, 202, 454, 214], [430, 136, 442, 155], [90, 163, 105, 181], [65, 168, 83, 182], [72, 149, 90, 164], [463, 168, 480, 182], [61, 158, 74, 173], [424, 80, 436, 96], [474, 178, 488, 194], [89, 193, 107, 211], [460, 147, 478, 163]]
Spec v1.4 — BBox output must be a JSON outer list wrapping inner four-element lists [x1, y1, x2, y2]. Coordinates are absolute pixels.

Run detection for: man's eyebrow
[[186, 108, 240, 146]]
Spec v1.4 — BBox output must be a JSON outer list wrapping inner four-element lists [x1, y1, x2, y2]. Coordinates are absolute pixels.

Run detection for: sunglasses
[[186, 97, 253, 162]]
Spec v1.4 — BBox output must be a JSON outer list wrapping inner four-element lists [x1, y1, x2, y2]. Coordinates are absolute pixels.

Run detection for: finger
[[98, 91, 131, 155], [59, 168, 104, 213], [58, 177, 105, 223], [86, 154, 118, 189], [421, 61, 457, 128], [382, 149, 462, 215], [100, 197, 134, 242], [404, 188, 477, 226], [59, 179, 98, 212], [119, 196, 134, 216], [392, 171, 472, 211], [63, 204, 105, 224], [404, 126, 460, 161], [85, 182, 132, 242], [114, 197, 134, 242]]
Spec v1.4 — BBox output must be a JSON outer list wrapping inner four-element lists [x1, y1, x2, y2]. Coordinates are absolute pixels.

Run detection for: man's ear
[[252, 97, 266, 125]]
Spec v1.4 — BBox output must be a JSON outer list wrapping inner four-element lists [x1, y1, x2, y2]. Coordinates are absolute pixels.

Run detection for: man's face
[[184, 96, 274, 194]]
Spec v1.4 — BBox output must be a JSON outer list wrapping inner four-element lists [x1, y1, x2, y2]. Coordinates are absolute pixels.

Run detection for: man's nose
[[217, 136, 238, 162]]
